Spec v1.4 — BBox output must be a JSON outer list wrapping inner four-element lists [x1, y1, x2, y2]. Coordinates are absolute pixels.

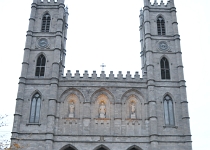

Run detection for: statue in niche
[[99, 102, 106, 118], [130, 102, 136, 119], [69, 101, 75, 118]]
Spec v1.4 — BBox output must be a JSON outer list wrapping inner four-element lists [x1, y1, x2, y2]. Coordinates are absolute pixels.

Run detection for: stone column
[[45, 2, 65, 150], [143, 6, 158, 150], [171, 3, 191, 145], [12, 2, 37, 140]]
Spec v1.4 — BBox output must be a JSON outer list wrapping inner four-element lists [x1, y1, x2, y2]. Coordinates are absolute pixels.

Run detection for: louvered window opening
[[164, 95, 175, 126], [160, 57, 170, 79], [41, 13, 51, 32], [29, 93, 41, 123], [157, 16, 166, 35], [35, 54, 46, 77]]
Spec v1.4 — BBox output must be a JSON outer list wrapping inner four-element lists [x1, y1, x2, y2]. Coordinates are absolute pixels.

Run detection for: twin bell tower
[[11, 0, 192, 150]]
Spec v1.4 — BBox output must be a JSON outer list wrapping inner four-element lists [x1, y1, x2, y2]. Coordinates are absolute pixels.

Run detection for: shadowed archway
[[127, 145, 143, 150], [93, 145, 110, 150], [60, 144, 78, 150]]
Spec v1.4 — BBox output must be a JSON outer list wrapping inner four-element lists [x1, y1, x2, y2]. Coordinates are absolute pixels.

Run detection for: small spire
[[143, 0, 149, 6], [65, 5, 69, 13], [33, 0, 38, 3], [170, 0, 175, 7], [154, 0, 158, 4]]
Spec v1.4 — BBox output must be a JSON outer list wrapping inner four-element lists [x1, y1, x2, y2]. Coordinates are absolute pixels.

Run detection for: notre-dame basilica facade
[[11, 0, 192, 149]]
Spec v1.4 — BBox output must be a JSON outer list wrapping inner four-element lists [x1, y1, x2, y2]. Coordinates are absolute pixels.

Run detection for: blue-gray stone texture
[[11, 0, 192, 150]]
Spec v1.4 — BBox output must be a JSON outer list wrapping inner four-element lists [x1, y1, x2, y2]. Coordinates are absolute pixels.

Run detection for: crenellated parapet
[[145, 0, 175, 8], [60, 70, 145, 81], [36, 0, 64, 4]]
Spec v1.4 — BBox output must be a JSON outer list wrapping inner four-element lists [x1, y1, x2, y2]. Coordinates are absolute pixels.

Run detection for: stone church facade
[[11, 0, 192, 150]]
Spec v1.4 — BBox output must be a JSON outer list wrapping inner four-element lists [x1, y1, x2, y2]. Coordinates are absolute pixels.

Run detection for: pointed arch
[[29, 92, 41, 123], [163, 94, 175, 126], [59, 88, 85, 103], [121, 89, 144, 120], [29, 90, 42, 100], [127, 145, 143, 150], [90, 88, 115, 103], [160, 57, 170, 79], [157, 15, 166, 35], [121, 89, 144, 103], [93, 145, 110, 150], [59, 144, 78, 150], [35, 54, 46, 77], [41, 12, 51, 32]]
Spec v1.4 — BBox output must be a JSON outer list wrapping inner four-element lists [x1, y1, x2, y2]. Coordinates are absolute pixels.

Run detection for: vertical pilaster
[[139, 9, 145, 75], [171, 5, 190, 138], [60, 7, 69, 74], [12, 1, 37, 139], [45, 1, 65, 150], [143, 5, 158, 150]]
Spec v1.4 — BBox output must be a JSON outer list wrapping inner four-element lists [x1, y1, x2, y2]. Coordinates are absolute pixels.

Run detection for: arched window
[[41, 13, 51, 32], [35, 54, 46, 77], [157, 16, 165, 35], [163, 95, 175, 126], [29, 93, 41, 123], [160, 57, 170, 79]]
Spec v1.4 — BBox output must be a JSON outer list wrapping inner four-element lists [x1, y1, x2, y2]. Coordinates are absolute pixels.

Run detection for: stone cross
[[100, 63, 106, 71]]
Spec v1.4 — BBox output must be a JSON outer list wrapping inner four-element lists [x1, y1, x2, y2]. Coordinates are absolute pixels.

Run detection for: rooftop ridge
[[60, 70, 145, 81]]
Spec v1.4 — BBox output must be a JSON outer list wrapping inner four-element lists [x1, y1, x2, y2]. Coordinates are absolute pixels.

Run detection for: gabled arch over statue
[[90, 88, 115, 103], [59, 88, 85, 103], [90, 88, 115, 119], [59, 88, 85, 119], [121, 89, 145, 120]]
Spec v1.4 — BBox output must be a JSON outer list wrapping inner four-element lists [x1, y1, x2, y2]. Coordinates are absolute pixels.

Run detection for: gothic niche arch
[[94, 94, 110, 119], [127, 95, 138, 119], [61, 94, 80, 118], [90, 88, 114, 119], [121, 89, 144, 120]]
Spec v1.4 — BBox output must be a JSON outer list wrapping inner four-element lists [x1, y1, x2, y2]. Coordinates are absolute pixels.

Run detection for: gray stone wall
[[11, 0, 192, 150]]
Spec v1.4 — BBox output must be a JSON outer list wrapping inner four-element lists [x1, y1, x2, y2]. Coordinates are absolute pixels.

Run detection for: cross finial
[[100, 63, 106, 71]]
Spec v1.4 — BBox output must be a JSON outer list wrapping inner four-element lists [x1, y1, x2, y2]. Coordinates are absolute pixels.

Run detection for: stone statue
[[69, 102, 75, 118], [131, 102, 136, 119], [99, 102, 106, 118]]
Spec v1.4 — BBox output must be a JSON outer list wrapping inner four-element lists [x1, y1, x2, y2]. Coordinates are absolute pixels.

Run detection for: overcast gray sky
[[0, 0, 210, 149]]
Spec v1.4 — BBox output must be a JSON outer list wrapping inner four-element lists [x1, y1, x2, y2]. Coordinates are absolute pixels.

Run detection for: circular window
[[38, 38, 48, 48], [159, 41, 168, 51]]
